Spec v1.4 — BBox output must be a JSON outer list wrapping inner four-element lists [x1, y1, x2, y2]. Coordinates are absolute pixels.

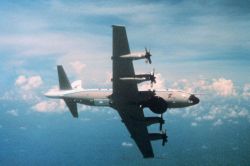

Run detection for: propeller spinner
[[150, 68, 156, 88], [159, 114, 164, 131], [145, 48, 152, 64]]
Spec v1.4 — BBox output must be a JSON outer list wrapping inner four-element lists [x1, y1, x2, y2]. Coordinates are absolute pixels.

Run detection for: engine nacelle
[[120, 77, 148, 84], [120, 52, 146, 60], [141, 96, 168, 114], [118, 48, 152, 64]]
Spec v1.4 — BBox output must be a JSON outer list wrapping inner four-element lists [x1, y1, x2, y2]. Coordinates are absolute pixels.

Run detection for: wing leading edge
[[112, 25, 154, 158]]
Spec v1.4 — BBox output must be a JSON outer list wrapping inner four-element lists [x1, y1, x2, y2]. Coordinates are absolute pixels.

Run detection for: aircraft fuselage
[[45, 89, 199, 109]]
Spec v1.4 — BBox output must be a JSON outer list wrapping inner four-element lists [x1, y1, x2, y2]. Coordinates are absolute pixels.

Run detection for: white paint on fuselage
[[44, 88, 197, 108]]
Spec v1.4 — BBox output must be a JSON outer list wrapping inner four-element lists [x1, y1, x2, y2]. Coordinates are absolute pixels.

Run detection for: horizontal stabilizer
[[64, 99, 78, 118], [57, 65, 72, 90]]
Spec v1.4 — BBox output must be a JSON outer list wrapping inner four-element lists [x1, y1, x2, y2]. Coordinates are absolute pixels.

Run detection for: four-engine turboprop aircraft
[[45, 25, 200, 158]]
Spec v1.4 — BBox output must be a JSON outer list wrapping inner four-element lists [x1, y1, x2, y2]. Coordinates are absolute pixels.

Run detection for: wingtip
[[112, 24, 126, 28], [143, 154, 154, 159], [57, 65, 63, 69], [72, 114, 79, 118]]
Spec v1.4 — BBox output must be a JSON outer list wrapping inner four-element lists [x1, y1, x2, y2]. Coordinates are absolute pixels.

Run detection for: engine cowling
[[142, 96, 168, 114]]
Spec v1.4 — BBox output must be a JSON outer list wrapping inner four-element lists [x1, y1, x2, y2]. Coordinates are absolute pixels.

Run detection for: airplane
[[45, 25, 200, 158]]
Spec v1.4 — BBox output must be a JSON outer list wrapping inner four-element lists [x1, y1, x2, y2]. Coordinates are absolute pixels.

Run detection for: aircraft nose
[[189, 94, 200, 105]]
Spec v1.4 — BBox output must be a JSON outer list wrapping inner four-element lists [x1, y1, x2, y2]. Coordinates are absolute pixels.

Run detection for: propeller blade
[[162, 129, 167, 146], [159, 114, 163, 131], [162, 140, 166, 146], [145, 47, 152, 64], [148, 57, 152, 64], [160, 123, 163, 131]]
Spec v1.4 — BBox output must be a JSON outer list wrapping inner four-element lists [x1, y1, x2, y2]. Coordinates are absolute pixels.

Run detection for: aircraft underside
[[45, 25, 199, 158]]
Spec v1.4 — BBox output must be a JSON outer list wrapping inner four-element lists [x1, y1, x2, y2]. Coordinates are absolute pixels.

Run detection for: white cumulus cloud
[[19, 126, 27, 130], [32, 100, 65, 112], [213, 119, 223, 126], [6, 109, 19, 116], [243, 83, 250, 98], [191, 122, 198, 127], [121, 142, 133, 147], [210, 78, 236, 97], [15, 75, 43, 90], [70, 61, 86, 76]]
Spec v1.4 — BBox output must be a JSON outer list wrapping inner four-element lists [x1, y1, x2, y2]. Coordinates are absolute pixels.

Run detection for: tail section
[[57, 65, 78, 118], [64, 99, 78, 118], [57, 65, 72, 90]]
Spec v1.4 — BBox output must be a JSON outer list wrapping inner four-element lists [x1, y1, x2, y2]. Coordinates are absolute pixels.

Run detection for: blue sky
[[0, 0, 250, 165]]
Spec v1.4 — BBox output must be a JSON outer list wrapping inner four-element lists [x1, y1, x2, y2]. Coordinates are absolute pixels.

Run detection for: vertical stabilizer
[[57, 65, 72, 90], [57, 65, 78, 118]]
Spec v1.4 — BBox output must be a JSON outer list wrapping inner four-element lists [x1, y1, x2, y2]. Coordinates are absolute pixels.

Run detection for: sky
[[0, 0, 250, 165]]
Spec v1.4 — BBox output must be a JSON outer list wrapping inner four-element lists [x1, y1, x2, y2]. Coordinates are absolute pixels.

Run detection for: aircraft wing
[[112, 25, 154, 158], [117, 105, 154, 158], [112, 25, 138, 100]]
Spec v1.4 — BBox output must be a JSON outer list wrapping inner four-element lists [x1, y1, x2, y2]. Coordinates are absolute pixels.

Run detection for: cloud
[[238, 109, 248, 117], [6, 109, 19, 117], [19, 126, 27, 130], [191, 122, 198, 127], [80, 118, 91, 122], [15, 75, 43, 91], [139, 73, 166, 90], [47, 0, 250, 62], [69, 61, 86, 76], [213, 119, 223, 126], [201, 145, 208, 149], [11, 75, 43, 102], [15, 75, 27, 85], [121, 142, 133, 147], [243, 83, 250, 98], [32, 100, 65, 112], [172, 77, 236, 97], [210, 78, 236, 97]]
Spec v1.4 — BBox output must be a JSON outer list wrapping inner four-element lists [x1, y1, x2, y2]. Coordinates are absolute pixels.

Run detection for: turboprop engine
[[120, 69, 156, 86], [119, 48, 152, 64]]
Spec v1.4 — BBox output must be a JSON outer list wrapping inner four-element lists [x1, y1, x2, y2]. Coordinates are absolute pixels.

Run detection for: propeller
[[145, 47, 152, 64], [162, 129, 168, 146], [150, 68, 156, 88], [159, 114, 164, 131]]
